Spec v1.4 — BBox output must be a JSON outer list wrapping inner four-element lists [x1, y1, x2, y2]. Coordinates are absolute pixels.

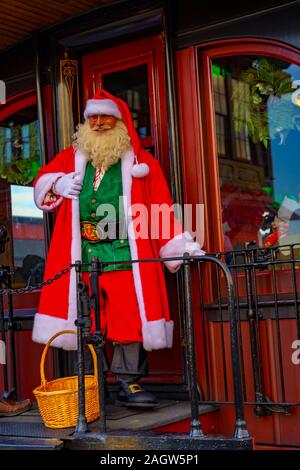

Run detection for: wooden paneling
[[0, 0, 114, 51]]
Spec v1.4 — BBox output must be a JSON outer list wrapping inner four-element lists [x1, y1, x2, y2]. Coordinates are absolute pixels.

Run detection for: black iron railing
[[0, 266, 17, 402], [197, 243, 300, 416], [74, 253, 250, 440], [1, 244, 299, 441]]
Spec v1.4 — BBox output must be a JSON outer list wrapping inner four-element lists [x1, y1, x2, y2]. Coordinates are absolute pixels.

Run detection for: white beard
[[73, 120, 131, 170]]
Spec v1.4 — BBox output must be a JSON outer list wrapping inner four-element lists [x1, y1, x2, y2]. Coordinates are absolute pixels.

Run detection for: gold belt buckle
[[81, 221, 99, 242], [81, 220, 120, 241]]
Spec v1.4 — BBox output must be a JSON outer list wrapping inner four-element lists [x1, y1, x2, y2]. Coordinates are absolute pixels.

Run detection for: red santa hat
[[84, 89, 149, 178]]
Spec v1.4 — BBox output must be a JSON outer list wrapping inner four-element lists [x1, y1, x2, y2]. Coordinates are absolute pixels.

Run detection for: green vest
[[79, 160, 131, 272]]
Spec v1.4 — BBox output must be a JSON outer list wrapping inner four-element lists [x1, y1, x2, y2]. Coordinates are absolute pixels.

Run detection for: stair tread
[[98, 401, 218, 431], [0, 436, 64, 450], [0, 400, 218, 438]]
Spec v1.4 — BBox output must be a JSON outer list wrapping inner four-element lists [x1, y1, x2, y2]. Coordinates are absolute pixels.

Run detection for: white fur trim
[[122, 150, 173, 351], [33, 150, 88, 351], [34, 172, 65, 211], [159, 231, 204, 273], [84, 99, 121, 120], [32, 313, 77, 350], [131, 163, 150, 178], [142, 319, 174, 351], [121, 150, 148, 340], [165, 320, 174, 348], [0, 340, 5, 365]]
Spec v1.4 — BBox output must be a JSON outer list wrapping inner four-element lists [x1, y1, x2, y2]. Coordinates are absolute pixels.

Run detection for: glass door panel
[[103, 65, 151, 139], [211, 56, 300, 257], [0, 104, 45, 287], [95, 64, 154, 154]]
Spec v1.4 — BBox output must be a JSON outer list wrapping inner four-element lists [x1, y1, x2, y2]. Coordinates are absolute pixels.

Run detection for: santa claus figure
[[32, 89, 203, 407]]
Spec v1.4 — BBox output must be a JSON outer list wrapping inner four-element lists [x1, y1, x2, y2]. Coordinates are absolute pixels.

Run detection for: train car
[[0, 0, 299, 451]]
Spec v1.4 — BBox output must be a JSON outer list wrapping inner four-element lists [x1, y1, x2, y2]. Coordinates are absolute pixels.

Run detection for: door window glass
[[0, 105, 45, 286], [211, 57, 300, 254], [102, 64, 153, 153]]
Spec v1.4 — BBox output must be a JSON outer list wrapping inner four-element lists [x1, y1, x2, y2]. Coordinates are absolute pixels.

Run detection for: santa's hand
[[189, 249, 206, 257], [185, 240, 206, 257], [53, 172, 83, 199]]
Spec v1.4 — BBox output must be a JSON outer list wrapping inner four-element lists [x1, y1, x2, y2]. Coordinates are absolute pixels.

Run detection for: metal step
[[0, 400, 217, 437], [0, 436, 64, 450], [0, 401, 252, 450], [91, 400, 219, 432], [65, 431, 253, 450]]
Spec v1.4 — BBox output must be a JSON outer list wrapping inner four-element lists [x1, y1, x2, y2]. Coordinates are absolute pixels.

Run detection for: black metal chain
[[0, 266, 71, 295]]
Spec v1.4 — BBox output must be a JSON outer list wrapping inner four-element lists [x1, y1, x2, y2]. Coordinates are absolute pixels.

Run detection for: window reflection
[[11, 186, 45, 286], [0, 105, 45, 287], [102, 65, 154, 154], [0, 106, 40, 185], [212, 57, 300, 258]]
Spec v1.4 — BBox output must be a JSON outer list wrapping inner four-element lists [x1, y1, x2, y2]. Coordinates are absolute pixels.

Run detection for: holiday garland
[[0, 121, 40, 185], [233, 58, 300, 147], [0, 157, 40, 185]]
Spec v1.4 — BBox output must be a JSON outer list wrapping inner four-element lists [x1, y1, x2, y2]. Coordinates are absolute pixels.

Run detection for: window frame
[[0, 90, 37, 122], [82, 35, 171, 182], [0, 89, 44, 312], [176, 38, 300, 307], [200, 38, 300, 253]]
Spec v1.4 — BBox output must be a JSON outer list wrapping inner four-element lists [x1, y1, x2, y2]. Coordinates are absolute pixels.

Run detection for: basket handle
[[40, 329, 98, 387]]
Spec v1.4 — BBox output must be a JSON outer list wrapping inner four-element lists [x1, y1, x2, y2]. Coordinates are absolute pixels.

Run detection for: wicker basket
[[33, 330, 99, 429]]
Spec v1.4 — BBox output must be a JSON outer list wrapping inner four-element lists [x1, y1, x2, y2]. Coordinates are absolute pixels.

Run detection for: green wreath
[[0, 120, 40, 185], [233, 58, 300, 147], [0, 157, 40, 185]]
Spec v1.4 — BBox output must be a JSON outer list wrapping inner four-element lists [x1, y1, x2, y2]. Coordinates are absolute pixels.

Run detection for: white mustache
[[93, 125, 111, 131]]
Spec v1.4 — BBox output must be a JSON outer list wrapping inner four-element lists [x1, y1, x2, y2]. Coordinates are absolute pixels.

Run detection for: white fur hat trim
[[84, 99, 122, 120]]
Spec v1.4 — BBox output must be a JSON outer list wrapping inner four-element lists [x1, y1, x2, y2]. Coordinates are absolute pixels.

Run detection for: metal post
[[75, 261, 88, 433], [192, 254, 250, 439], [209, 255, 250, 439], [183, 253, 204, 438], [6, 268, 17, 399], [0, 271, 8, 394], [245, 253, 270, 416], [90, 256, 106, 434]]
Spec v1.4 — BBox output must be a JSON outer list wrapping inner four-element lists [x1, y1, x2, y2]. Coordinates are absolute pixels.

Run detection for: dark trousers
[[79, 341, 148, 383], [110, 342, 148, 382]]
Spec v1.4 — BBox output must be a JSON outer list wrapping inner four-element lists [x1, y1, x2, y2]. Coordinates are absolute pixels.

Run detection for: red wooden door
[[82, 35, 184, 386], [177, 38, 300, 445]]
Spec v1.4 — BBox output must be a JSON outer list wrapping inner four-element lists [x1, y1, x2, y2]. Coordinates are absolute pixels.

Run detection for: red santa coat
[[32, 146, 199, 350]]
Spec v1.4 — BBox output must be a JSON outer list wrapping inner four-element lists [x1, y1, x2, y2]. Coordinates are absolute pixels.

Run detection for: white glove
[[53, 172, 83, 200], [185, 240, 206, 257], [162, 239, 205, 274], [190, 249, 206, 257]]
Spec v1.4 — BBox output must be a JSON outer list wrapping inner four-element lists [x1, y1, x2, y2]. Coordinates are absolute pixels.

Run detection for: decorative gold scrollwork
[[59, 57, 80, 149]]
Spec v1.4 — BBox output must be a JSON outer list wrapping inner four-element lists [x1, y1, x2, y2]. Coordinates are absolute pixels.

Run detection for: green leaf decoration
[[232, 58, 300, 148], [0, 120, 41, 185], [0, 157, 40, 185]]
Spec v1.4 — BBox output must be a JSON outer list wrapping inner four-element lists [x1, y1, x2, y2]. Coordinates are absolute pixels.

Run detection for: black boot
[[116, 377, 159, 409]]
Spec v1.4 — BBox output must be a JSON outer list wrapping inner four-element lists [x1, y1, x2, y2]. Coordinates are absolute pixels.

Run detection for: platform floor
[[0, 401, 254, 450], [0, 400, 217, 441]]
